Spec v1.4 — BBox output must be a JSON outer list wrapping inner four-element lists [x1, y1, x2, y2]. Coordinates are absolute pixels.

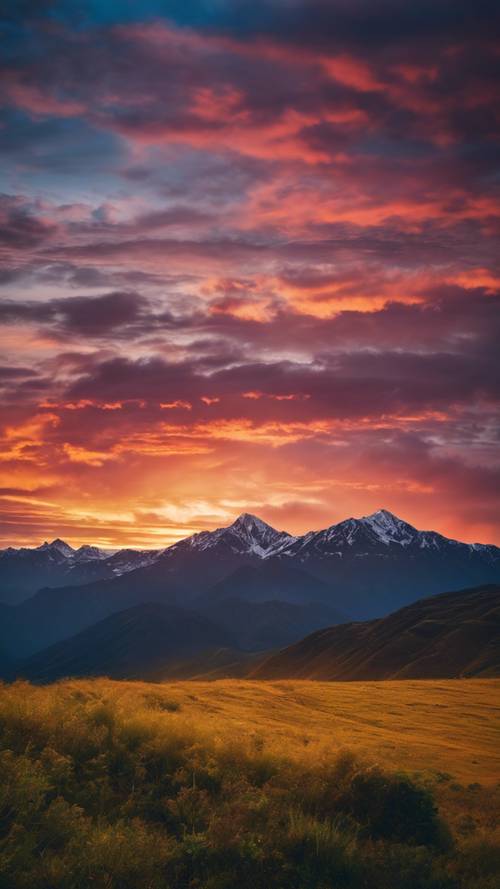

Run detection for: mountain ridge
[[2, 510, 499, 646], [4, 508, 499, 569]]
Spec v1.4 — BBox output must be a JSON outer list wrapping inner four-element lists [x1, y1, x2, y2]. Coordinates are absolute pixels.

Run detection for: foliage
[[0, 679, 497, 889]]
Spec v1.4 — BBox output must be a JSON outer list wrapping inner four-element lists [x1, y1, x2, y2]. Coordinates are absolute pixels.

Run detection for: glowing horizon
[[3, 503, 499, 553]]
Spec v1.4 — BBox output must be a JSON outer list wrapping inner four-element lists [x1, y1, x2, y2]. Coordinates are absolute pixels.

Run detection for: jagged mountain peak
[[364, 508, 408, 525], [37, 538, 75, 557], [359, 509, 416, 544], [232, 511, 266, 525], [173, 512, 292, 557], [73, 544, 108, 561], [283, 509, 423, 557], [229, 513, 279, 534], [227, 513, 293, 555], [320, 509, 416, 543]]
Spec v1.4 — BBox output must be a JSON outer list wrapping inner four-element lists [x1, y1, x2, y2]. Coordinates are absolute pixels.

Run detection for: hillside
[[14, 603, 234, 681], [252, 584, 500, 680]]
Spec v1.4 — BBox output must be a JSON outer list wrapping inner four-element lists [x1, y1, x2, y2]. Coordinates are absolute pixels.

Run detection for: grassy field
[[0, 677, 499, 888], [132, 678, 500, 784]]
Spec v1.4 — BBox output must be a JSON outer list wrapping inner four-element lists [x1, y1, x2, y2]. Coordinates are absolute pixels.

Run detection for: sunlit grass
[[66, 677, 498, 783], [0, 678, 498, 888]]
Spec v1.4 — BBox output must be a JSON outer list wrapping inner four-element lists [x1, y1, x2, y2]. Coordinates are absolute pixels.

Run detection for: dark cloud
[[62, 339, 499, 425], [0, 291, 150, 337], [0, 365, 37, 379], [0, 194, 56, 248]]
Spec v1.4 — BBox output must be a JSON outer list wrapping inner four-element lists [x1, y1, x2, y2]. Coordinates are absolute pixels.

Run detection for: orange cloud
[[242, 391, 311, 401], [160, 400, 192, 410], [62, 443, 115, 467]]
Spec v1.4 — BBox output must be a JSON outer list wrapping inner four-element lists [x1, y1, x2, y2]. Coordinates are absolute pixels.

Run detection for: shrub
[[337, 768, 443, 845]]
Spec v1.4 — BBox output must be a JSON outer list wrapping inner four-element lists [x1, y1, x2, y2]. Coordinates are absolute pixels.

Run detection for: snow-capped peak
[[229, 512, 276, 536], [360, 509, 416, 545], [37, 538, 75, 557], [32, 539, 114, 562], [170, 512, 294, 557], [228, 513, 294, 555], [365, 508, 404, 526]]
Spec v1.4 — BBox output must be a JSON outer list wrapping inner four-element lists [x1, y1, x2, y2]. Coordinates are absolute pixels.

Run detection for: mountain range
[[1, 509, 499, 670], [0, 538, 158, 605]]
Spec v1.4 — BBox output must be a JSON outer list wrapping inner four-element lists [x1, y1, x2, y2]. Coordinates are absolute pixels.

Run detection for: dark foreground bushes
[[0, 681, 497, 889]]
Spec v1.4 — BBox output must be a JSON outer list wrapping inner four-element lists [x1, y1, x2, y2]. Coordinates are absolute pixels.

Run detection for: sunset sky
[[1, 1, 499, 548]]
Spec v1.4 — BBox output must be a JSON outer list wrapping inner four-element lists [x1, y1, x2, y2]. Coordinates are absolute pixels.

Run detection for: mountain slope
[[14, 603, 234, 682], [252, 584, 500, 680]]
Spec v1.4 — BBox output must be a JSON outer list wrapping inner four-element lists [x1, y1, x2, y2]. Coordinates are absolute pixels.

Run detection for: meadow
[[0, 678, 498, 888]]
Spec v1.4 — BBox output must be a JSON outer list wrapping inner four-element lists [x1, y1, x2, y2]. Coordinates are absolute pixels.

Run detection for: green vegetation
[[0, 680, 498, 889]]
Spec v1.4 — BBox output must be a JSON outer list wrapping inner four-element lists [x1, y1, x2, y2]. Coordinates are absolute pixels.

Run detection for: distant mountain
[[198, 597, 346, 651], [199, 559, 335, 605], [13, 603, 234, 682], [154, 508, 500, 618], [1, 510, 499, 658], [151, 513, 295, 600], [0, 514, 294, 606], [0, 575, 345, 660], [0, 538, 160, 604], [252, 584, 500, 680], [271, 510, 500, 618], [0, 563, 189, 658], [177, 513, 294, 557]]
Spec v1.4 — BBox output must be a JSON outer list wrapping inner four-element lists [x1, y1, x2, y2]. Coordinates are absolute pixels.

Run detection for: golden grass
[[53, 677, 500, 785]]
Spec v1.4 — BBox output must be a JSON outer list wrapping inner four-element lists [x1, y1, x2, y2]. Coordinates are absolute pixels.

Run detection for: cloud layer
[[0, 1, 499, 546]]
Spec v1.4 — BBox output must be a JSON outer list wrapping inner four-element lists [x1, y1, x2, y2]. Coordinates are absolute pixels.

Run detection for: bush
[[337, 768, 443, 845]]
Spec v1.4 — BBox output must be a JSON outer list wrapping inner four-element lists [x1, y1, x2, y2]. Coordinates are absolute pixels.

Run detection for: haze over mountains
[[1, 509, 499, 678], [16, 603, 235, 683], [7, 584, 500, 684]]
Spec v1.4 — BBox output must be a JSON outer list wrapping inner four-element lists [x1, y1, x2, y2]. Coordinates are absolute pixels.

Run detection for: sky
[[0, 0, 499, 548]]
